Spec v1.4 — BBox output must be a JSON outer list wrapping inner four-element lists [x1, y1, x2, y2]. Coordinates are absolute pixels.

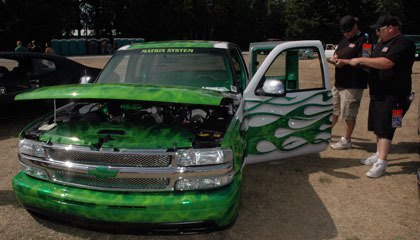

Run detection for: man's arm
[[347, 57, 395, 69]]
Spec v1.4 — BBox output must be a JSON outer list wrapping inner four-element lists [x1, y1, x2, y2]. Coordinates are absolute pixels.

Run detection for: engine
[[23, 99, 238, 148]]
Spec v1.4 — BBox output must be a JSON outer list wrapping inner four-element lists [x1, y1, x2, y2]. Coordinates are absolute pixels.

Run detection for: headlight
[[175, 171, 234, 191], [176, 148, 232, 166], [18, 139, 45, 158]]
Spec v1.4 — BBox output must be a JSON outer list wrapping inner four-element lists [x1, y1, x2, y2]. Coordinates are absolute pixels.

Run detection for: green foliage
[[0, 0, 419, 51], [372, 0, 404, 17]]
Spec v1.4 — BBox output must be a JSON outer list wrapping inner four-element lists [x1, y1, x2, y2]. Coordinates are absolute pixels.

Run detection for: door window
[[33, 59, 56, 75], [259, 47, 324, 93], [229, 47, 247, 91], [244, 42, 332, 164]]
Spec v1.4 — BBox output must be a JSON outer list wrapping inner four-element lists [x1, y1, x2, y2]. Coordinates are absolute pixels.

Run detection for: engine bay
[[22, 99, 238, 149]]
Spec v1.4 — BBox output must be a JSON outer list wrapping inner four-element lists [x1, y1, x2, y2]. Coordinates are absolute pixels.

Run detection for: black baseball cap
[[370, 15, 400, 29], [340, 15, 357, 33]]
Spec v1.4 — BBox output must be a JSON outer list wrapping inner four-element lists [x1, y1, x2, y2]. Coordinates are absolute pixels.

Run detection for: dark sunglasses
[[375, 26, 388, 33]]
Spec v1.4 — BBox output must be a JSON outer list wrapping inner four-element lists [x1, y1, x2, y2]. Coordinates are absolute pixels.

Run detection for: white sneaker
[[360, 153, 378, 166], [330, 137, 352, 150], [366, 162, 387, 178]]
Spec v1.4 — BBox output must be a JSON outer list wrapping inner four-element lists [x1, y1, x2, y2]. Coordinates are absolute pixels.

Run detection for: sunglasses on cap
[[375, 26, 388, 33]]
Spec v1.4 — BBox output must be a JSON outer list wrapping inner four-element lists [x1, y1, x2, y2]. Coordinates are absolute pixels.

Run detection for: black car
[[406, 35, 420, 60], [0, 52, 101, 118]]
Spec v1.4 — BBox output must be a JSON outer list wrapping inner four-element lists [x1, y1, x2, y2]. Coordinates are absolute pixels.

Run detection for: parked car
[[0, 52, 101, 118], [12, 40, 332, 233], [299, 48, 315, 59], [324, 44, 337, 59], [405, 35, 420, 60]]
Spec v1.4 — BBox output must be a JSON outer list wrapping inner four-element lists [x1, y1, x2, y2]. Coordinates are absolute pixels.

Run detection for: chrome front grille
[[52, 170, 169, 190], [20, 142, 233, 192], [45, 147, 172, 167]]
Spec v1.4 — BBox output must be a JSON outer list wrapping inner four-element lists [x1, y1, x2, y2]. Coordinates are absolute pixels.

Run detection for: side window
[[229, 48, 247, 91], [262, 47, 324, 92], [33, 59, 56, 75], [255, 50, 270, 72]]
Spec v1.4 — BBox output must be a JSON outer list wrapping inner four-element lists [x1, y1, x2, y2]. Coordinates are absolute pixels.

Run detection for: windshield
[[96, 48, 233, 90]]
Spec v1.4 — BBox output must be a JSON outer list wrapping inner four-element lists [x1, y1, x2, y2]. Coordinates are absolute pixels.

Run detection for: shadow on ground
[[234, 154, 347, 239], [0, 190, 21, 207], [351, 141, 420, 155], [0, 112, 43, 140]]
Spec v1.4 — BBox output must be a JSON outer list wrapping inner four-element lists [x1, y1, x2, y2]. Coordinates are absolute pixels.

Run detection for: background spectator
[[15, 41, 27, 52], [44, 42, 54, 54], [31, 40, 42, 52]]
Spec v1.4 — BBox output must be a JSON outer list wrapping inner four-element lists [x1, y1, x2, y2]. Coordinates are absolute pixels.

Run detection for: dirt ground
[[0, 55, 419, 240]]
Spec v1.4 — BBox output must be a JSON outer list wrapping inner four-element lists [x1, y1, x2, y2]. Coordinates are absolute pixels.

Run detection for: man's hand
[[335, 59, 350, 67], [348, 58, 363, 67]]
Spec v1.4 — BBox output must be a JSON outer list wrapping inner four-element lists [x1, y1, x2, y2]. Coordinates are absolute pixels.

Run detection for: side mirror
[[258, 79, 285, 96], [80, 76, 92, 84], [29, 79, 40, 84], [29, 79, 40, 88]]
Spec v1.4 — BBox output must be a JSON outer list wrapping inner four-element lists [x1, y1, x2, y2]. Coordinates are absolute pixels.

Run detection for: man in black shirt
[[330, 15, 369, 150], [337, 15, 415, 178]]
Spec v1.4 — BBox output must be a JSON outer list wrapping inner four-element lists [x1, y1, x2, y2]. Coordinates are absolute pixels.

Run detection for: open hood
[[15, 83, 227, 106]]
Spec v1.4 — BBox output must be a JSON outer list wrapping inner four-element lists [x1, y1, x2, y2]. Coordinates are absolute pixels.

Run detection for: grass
[[319, 175, 332, 184], [346, 237, 360, 240]]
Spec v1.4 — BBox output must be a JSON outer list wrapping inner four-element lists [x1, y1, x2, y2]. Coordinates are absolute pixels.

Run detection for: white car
[[324, 44, 336, 59]]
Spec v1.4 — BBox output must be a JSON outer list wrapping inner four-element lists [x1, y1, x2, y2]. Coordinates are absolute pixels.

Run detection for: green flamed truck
[[12, 40, 332, 233]]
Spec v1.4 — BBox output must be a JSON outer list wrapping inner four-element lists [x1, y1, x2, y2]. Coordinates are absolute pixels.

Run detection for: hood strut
[[53, 99, 57, 123]]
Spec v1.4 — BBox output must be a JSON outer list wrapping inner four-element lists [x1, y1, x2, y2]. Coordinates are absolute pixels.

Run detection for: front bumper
[[13, 172, 242, 231]]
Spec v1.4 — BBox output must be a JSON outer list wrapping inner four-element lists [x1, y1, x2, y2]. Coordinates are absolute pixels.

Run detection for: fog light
[[175, 172, 233, 191], [22, 165, 49, 180]]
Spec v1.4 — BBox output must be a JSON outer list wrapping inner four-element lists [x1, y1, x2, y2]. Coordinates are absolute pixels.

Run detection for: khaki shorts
[[332, 86, 364, 120]]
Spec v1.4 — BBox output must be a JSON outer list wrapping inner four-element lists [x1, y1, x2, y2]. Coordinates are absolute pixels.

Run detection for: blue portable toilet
[[68, 39, 78, 56], [113, 38, 122, 50], [134, 38, 145, 43], [76, 39, 86, 55], [87, 38, 98, 55], [121, 38, 130, 47], [60, 39, 70, 56], [98, 38, 110, 54], [51, 39, 61, 55]]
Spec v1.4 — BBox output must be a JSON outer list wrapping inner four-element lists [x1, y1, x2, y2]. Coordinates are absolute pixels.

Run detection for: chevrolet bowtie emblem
[[87, 166, 118, 179]]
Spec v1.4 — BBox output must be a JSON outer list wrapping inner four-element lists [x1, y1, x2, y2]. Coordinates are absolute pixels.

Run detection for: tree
[[262, 0, 286, 40], [0, 0, 81, 50], [402, 0, 420, 34], [284, 0, 335, 41], [0, 0, 419, 51]]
